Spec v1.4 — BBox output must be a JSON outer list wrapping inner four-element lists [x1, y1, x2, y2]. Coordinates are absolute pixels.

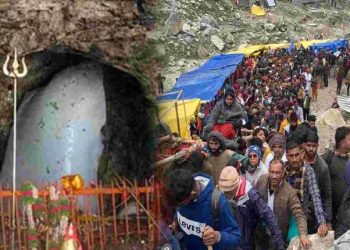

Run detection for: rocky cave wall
[[0, 0, 158, 181], [0, 0, 160, 123]]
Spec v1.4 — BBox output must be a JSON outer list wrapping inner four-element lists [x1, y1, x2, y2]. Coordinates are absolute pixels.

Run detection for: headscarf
[[246, 145, 262, 172], [224, 88, 235, 99], [247, 145, 262, 160]]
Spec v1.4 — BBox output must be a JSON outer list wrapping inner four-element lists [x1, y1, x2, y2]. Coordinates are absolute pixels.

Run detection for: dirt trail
[[311, 76, 342, 154], [311, 77, 337, 116]]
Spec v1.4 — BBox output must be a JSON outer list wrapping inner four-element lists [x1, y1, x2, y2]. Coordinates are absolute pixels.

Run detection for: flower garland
[[20, 183, 72, 249], [21, 183, 40, 250]]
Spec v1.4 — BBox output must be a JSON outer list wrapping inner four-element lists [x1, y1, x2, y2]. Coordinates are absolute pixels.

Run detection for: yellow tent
[[251, 4, 265, 16], [229, 43, 289, 57], [266, 43, 289, 50], [295, 39, 330, 49], [230, 39, 333, 57], [156, 99, 201, 139], [231, 45, 265, 57]]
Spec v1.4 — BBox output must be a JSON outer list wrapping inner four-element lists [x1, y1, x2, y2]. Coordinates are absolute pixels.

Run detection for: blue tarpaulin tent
[[311, 39, 348, 53], [159, 54, 244, 101]]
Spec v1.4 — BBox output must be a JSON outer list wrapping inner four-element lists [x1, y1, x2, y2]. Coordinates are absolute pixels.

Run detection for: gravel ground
[[312, 75, 344, 154], [311, 77, 337, 117]]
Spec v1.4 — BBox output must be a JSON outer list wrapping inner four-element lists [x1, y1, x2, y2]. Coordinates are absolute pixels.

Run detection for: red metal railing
[[0, 178, 166, 249]]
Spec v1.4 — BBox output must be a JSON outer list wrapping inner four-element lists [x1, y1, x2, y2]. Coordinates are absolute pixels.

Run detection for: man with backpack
[[218, 166, 285, 250], [166, 168, 241, 250], [322, 126, 350, 227]]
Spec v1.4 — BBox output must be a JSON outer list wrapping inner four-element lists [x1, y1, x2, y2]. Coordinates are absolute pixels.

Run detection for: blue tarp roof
[[311, 39, 348, 53], [158, 39, 348, 101], [158, 53, 244, 101]]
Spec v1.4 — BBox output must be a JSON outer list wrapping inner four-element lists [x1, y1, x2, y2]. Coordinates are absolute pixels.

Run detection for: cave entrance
[[0, 47, 153, 188]]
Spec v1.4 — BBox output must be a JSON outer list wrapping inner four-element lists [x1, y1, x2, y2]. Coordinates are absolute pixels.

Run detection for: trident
[[2, 48, 27, 248]]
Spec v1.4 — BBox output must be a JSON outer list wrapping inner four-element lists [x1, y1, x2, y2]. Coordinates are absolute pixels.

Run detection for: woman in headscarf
[[244, 145, 268, 186], [204, 88, 245, 140]]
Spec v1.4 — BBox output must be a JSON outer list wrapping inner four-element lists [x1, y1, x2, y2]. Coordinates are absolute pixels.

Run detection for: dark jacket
[[335, 189, 350, 239], [322, 150, 349, 225], [176, 174, 241, 250], [256, 174, 308, 239], [206, 100, 244, 129], [308, 154, 332, 224], [232, 178, 284, 250]]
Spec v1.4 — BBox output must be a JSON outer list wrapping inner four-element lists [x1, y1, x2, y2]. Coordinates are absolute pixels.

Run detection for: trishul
[[3, 48, 27, 78], [2, 47, 28, 250]]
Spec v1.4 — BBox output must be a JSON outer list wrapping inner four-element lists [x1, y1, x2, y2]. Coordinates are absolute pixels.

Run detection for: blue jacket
[[233, 180, 284, 250], [176, 174, 241, 250]]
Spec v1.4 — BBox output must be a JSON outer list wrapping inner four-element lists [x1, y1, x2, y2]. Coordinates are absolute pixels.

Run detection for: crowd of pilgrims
[[158, 45, 350, 250]]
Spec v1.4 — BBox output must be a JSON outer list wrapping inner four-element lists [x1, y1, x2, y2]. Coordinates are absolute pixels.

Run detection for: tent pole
[[174, 102, 181, 137]]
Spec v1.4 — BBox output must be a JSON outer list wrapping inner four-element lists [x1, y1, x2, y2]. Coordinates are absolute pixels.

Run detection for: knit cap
[[268, 133, 287, 148], [218, 167, 240, 192]]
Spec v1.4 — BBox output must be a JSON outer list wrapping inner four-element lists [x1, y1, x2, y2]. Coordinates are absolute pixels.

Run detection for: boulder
[[182, 22, 196, 37], [220, 24, 234, 33], [317, 108, 346, 130], [335, 28, 344, 38], [177, 60, 185, 66], [204, 27, 219, 36], [309, 9, 327, 19], [306, 23, 318, 27], [210, 35, 225, 51], [167, 19, 183, 36], [198, 46, 209, 59], [182, 22, 192, 33], [234, 12, 241, 19], [155, 44, 166, 57], [200, 14, 218, 29], [266, 12, 278, 24], [224, 33, 235, 44], [264, 23, 276, 31], [178, 33, 195, 43], [191, 22, 200, 33], [316, 108, 346, 154]]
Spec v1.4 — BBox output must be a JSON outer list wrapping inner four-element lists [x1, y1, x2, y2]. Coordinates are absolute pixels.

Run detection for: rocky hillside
[[149, 0, 350, 90]]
